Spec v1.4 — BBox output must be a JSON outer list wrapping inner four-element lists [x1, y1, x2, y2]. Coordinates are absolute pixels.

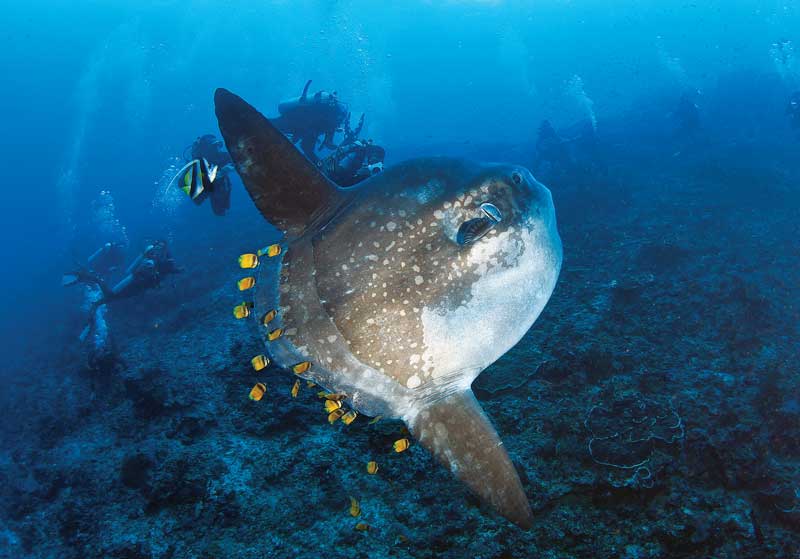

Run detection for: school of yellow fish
[[235, 247, 415, 535]]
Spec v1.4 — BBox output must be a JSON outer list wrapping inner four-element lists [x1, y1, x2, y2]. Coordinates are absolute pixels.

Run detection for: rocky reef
[[1, 136, 798, 559]]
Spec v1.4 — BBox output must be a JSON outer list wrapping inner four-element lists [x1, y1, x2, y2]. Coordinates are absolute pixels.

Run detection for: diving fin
[[407, 390, 534, 529], [214, 88, 343, 236]]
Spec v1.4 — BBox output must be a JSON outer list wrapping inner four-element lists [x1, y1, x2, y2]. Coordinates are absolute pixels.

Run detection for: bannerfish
[[215, 88, 562, 528]]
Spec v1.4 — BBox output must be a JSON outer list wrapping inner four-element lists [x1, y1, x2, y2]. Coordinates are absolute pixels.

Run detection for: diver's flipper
[[300, 80, 312, 101], [214, 88, 343, 236], [407, 390, 534, 529]]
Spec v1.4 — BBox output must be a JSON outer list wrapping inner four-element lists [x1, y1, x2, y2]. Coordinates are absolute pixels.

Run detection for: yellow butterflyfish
[[233, 302, 253, 319], [291, 380, 300, 398], [292, 361, 311, 375], [355, 523, 370, 531], [368, 416, 382, 425], [306, 381, 316, 388], [238, 253, 259, 269], [342, 410, 357, 425], [251, 354, 269, 371], [328, 408, 345, 424], [324, 400, 342, 413], [349, 496, 361, 517], [261, 309, 277, 325], [393, 438, 410, 453], [249, 383, 267, 401], [267, 328, 283, 341], [257, 244, 282, 258], [366, 461, 378, 475], [237, 277, 256, 291]]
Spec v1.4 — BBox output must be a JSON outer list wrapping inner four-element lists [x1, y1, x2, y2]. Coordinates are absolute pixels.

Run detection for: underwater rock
[[143, 457, 207, 514], [124, 368, 191, 420], [167, 414, 218, 444], [636, 241, 690, 271], [120, 453, 153, 490]]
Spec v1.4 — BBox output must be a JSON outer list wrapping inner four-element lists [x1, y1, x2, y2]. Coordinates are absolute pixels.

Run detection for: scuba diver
[[64, 241, 180, 371], [65, 240, 181, 305], [787, 92, 800, 136], [270, 80, 349, 163], [175, 134, 233, 216], [63, 242, 127, 371], [317, 113, 386, 186]]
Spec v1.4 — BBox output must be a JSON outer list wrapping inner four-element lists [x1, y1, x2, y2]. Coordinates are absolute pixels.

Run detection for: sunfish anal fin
[[214, 88, 342, 237], [407, 390, 534, 529]]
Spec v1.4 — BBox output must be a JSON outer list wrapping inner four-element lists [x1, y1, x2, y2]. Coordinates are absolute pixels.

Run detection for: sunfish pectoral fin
[[214, 88, 343, 236], [407, 389, 534, 529]]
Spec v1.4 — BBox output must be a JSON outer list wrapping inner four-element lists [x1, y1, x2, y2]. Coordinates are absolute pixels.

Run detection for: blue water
[[2, 2, 800, 557]]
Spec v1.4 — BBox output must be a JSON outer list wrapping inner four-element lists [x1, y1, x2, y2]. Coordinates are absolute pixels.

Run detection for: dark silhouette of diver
[[177, 134, 233, 216], [64, 241, 178, 371], [317, 113, 386, 186], [270, 80, 349, 163], [66, 240, 182, 305]]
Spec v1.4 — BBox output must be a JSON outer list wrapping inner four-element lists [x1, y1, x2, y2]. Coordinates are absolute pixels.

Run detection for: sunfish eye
[[456, 203, 503, 245]]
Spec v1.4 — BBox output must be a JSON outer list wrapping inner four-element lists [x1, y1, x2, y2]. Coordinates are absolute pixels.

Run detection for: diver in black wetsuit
[[787, 92, 800, 137], [63, 241, 181, 371], [317, 113, 385, 187], [66, 240, 181, 305], [270, 80, 349, 163], [179, 134, 233, 216]]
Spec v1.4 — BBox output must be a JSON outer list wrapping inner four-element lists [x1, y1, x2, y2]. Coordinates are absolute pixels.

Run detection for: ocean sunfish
[[215, 88, 562, 528]]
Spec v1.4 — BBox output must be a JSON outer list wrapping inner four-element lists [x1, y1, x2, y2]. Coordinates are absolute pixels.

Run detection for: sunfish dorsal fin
[[214, 88, 341, 236], [407, 390, 534, 528]]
